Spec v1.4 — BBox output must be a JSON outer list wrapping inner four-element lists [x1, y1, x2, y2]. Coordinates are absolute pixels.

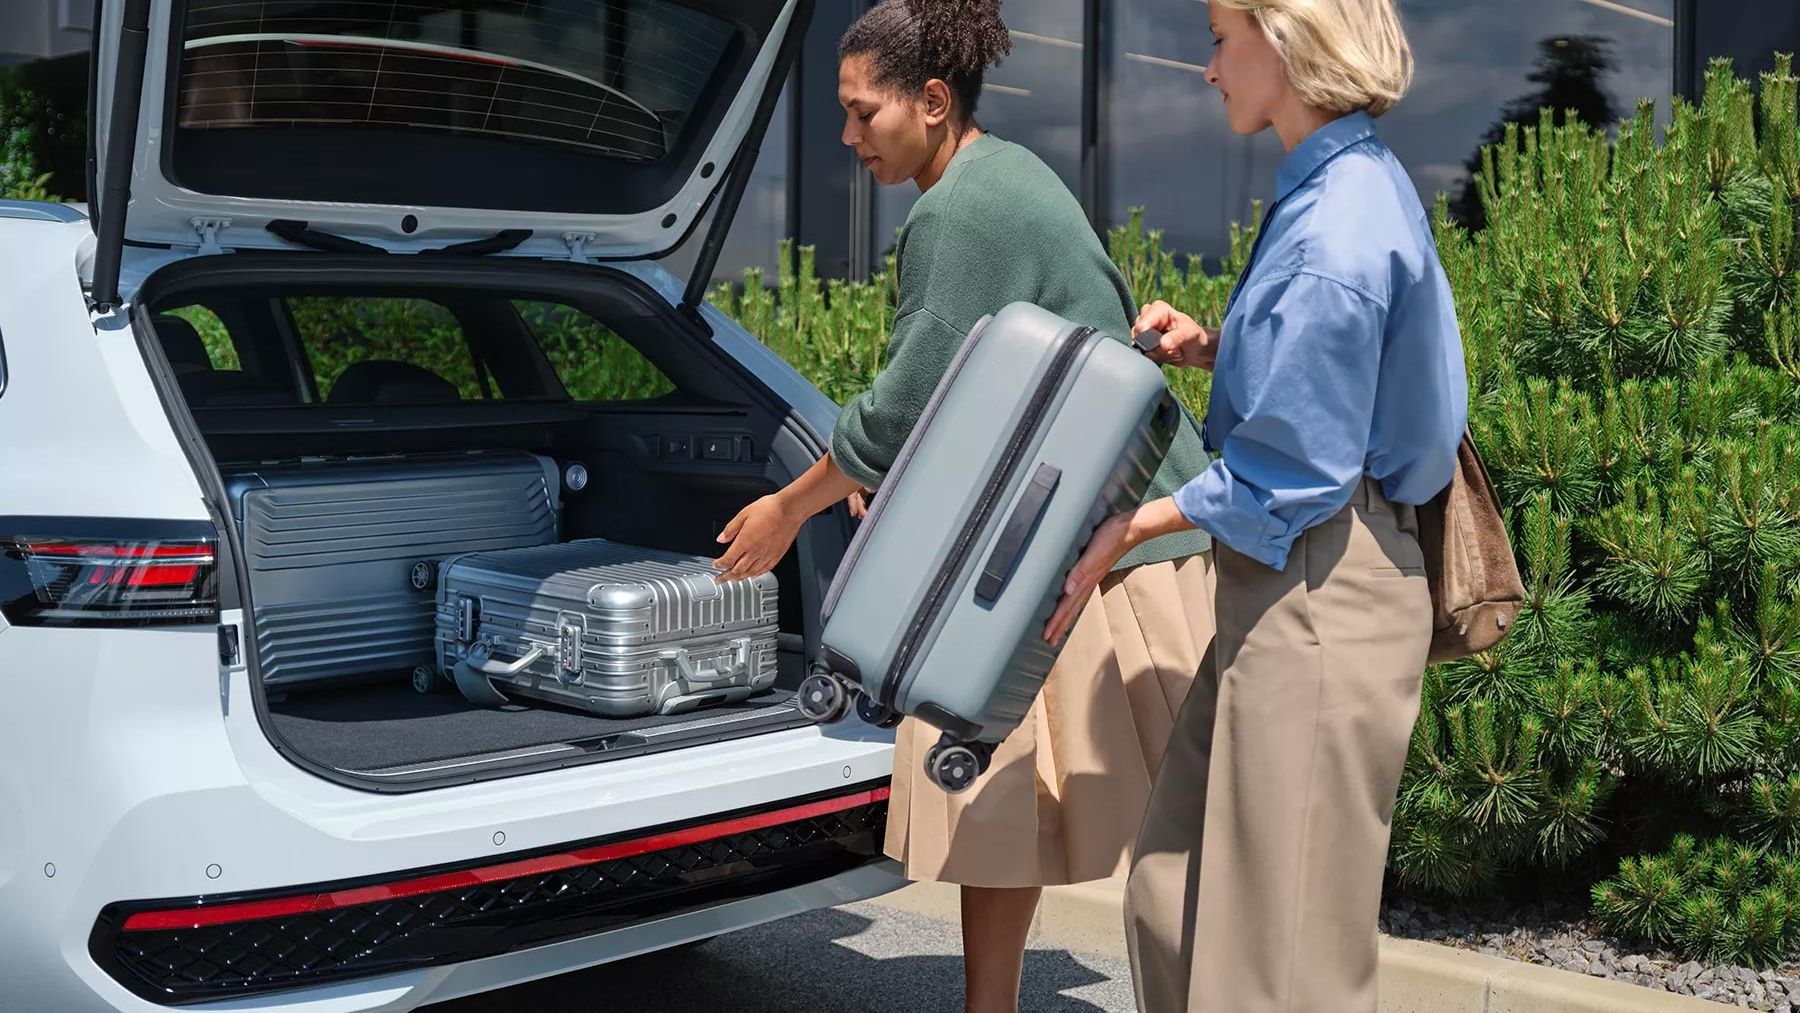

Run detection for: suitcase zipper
[[821, 314, 1000, 624], [876, 325, 1099, 708]]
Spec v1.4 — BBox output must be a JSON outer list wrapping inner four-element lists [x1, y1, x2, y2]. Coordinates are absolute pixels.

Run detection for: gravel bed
[[1381, 896, 1800, 1009]]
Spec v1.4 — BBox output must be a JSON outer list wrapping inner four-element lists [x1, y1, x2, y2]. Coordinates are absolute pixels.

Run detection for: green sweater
[[830, 134, 1212, 571]]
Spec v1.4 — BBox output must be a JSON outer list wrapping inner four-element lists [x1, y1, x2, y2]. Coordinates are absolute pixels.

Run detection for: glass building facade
[[709, 0, 1800, 285]]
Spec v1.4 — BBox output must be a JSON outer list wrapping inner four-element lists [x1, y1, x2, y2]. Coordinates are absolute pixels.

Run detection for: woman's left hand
[[1044, 513, 1133, 644]]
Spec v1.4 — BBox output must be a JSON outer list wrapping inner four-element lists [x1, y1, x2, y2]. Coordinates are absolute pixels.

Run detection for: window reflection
[[1105, 0, 1673, 256], [669, 80, 791, 284]]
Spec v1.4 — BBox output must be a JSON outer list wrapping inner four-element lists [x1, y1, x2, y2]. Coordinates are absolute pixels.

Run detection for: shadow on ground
[[429, 905, 1125, 1012]]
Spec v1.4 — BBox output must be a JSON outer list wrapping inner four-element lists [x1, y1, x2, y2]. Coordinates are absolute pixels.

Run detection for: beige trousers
[[1125, 479, 1432, 1013]]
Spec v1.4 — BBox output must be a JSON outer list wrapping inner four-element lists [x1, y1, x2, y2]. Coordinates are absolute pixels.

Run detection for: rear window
[[279, 295, 675, 405], [178, 0, 734, 162], [164, 305, 241, 370], [516, 301, 675, 401], [288, 297, 487, 402], [167, 1, 773, 214]]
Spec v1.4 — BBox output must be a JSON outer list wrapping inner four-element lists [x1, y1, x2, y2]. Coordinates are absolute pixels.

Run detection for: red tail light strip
[[121, 787, 891, 933], [24, 542, 213, 560]]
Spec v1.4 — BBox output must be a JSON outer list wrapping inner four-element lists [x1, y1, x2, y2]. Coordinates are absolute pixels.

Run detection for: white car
[[0, 0, 904, 1010]]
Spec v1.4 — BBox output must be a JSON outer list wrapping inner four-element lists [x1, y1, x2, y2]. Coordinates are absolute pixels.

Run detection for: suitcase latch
[[456, 596, 480, 643], [556, 613, 586, 683]]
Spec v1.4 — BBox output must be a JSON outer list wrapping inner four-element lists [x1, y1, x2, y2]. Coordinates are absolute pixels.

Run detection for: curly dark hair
[[839, 0, 1013, 124]]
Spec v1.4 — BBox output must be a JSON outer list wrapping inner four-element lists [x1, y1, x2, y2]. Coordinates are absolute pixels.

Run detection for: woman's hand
[[1044, 498, 1199, 644], [714, 494, 804, 583], [848, 489, 872, 520], [1044, 514, 1135, 644], [1135, 300, 1218, 372], [714, 454, 866, 582]]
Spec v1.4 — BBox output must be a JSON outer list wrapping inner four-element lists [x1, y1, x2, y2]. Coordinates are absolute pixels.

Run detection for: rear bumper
[[62, 860, 903, 1013], [0, 625, 898, 1013], [91, 786, 890, 1005]]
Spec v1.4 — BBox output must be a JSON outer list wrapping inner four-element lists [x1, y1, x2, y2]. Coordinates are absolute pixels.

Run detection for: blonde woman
[[1044, 1, 1466, 1010]]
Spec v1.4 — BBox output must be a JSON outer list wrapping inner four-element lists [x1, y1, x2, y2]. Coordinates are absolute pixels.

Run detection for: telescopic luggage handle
[[1130, 327, 1165, 356]]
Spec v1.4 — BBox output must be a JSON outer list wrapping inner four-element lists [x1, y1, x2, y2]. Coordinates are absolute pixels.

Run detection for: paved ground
[[428, 901, 1137, 1012]]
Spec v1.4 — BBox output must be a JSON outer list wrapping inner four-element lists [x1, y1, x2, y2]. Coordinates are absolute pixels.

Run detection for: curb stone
[[863, 877, 1721, 1012]]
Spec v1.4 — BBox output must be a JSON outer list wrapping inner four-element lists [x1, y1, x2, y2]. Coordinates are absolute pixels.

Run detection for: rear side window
[[287, 297, 487, 403], [516, 301, 675, 402]]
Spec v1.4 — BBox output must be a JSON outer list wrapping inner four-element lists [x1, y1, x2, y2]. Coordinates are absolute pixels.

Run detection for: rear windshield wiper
[[267, 219, 388, 254], [266, 220, 532, 257], [420, 229, 533, 257]]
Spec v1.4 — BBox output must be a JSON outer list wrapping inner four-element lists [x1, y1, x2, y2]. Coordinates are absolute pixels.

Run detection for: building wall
[[0, 0, 90, 64]]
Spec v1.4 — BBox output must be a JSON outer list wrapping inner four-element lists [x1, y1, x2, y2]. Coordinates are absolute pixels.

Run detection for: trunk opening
[[133, 254, 849, 792]]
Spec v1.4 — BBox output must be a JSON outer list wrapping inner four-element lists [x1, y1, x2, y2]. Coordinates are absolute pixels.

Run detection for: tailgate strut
[[90, 0, 154, 314], [677, 0, 815, 328]]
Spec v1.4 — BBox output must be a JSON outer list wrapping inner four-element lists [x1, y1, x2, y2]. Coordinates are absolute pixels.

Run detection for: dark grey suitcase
[[799, 303, 1177, 792], [223, 452, 562, 689], [436, 539, 780, 717]]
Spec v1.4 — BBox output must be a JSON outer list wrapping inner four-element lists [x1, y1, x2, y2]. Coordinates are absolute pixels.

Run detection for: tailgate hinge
[[191, 217, 232, 255], [562, 232, 598, 264]]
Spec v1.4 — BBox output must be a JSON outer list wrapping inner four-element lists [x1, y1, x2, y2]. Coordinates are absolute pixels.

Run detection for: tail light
[[1, 520, 219, 627]]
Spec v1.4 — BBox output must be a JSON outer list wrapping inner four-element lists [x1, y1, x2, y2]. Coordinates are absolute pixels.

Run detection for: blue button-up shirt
[[1173, 112, 1468, 570]]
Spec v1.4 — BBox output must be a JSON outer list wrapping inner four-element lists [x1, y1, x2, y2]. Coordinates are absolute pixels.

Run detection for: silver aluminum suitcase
[[801, 302, 1177, 792], [223, 452, 561, 689], [436, 539, 780, 717]]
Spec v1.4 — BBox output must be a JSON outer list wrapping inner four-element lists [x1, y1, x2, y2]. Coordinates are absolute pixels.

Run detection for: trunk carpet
[[268, 681, 798, 772]]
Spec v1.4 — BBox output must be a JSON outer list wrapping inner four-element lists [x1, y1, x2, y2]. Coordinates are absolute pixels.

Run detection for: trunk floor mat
[[268, 682, 799, 772]]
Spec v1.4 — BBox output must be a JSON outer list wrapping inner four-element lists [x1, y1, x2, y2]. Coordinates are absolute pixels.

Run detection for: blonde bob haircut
[[1209, 0, 1414, 116]]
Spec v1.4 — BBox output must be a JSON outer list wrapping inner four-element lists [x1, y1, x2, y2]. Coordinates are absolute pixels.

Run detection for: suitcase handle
[[1130, 327, 1165, 356], [975, 463, 1063, 605], [464, 640, 546, 677], [662, 638, 754, 683]]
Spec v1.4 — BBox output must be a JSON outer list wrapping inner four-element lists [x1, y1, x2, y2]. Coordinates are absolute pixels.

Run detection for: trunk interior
[[136, 255, 850, 791]]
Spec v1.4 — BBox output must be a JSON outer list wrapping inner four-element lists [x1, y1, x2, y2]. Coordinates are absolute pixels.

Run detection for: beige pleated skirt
[[882, 551, 1217, 888]]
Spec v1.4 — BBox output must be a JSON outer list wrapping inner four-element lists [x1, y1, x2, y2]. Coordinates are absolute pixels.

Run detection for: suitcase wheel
[[854, 693, 904, 729], [796, 670, 851, 723], [925, 743, 987, 794], [411, 665, 442, 695]]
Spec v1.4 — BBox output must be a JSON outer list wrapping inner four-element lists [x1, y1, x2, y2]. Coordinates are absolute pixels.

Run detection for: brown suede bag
[[1416, 432, 1526, 664]]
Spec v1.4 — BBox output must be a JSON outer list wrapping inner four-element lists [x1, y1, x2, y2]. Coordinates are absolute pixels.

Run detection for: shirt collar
[[1274, 111, 1377, 202]]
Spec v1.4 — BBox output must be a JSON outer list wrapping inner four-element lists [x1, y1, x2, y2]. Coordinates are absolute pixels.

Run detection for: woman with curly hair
[[712, 2, 1217, 1010]]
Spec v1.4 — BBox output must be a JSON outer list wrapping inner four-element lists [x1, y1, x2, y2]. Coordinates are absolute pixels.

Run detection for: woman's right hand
[[1135, 300, 1217, 372], [713, 494, 804, 583]]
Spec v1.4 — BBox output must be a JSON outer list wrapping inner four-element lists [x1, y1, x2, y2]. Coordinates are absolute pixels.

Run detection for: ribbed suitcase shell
[[223, 453, 561, 688], [819, 302, 1175, 745], [435, 539, 780, 717]]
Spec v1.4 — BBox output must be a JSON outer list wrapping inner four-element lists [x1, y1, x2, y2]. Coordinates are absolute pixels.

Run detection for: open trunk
[[137, 255, 851, 791]]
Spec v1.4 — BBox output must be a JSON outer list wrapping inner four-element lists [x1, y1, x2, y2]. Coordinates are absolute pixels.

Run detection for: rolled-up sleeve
[[1173, 271, 1386, 570]]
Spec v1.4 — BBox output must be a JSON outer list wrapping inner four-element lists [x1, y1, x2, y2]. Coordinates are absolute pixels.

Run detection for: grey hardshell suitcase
[[224, 452, 562, 690], [800, 302, 1177, 792], [436, 539, 780, 717]]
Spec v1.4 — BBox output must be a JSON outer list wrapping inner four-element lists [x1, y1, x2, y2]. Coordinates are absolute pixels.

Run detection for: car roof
[[0, 201, 88, 224]]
